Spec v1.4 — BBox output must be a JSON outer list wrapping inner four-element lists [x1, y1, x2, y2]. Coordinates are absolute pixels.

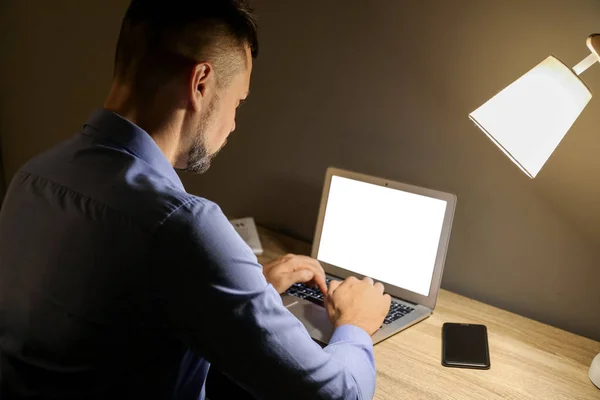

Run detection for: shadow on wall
[[181, 171, 323, 241], [253, 176, 323, 241]]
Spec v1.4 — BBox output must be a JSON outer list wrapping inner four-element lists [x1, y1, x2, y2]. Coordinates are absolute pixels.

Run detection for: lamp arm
[[573, 34, 600, 76], [573, 53, 597, 75]]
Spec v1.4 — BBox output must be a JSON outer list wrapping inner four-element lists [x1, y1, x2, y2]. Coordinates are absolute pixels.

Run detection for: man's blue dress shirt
[[0, 110, 376, 399]]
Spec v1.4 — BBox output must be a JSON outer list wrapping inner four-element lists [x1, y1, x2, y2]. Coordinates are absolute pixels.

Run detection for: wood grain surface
[[257, 226, 600, 399]]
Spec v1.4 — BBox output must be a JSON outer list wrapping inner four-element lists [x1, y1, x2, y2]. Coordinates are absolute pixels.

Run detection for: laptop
[[282, 167, 457, 345]]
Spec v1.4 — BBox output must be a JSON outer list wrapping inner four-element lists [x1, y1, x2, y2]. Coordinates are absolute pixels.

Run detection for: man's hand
[[261, 254, 328, 294], [325, 276, 391, 336]]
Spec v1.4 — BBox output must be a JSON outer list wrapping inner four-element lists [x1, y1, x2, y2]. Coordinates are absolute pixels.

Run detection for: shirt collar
[[82, 108, 185, 191]]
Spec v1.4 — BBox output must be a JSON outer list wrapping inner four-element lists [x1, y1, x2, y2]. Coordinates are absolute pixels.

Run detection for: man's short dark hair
[[114, 0, 258, 95]]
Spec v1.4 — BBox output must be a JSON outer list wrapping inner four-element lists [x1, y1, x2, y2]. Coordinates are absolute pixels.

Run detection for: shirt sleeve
[[149, 197, 376, 400]]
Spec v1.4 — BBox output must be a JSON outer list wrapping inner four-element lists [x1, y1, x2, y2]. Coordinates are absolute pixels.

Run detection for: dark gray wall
[[1, 1, 599, 340], [0, 1, 122, 176], [0, 144, 5, 204], [0, 148, 4, 204]]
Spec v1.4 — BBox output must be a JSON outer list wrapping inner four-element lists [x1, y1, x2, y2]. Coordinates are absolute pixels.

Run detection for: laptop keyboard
[[285, 278, 415, 326]]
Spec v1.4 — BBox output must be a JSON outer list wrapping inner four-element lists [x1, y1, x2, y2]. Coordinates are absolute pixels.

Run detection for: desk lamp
[[468, 33, 600, 389]]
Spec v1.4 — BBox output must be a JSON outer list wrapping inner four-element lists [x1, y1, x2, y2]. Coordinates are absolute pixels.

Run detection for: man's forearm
[[324, 325, 377, 400]]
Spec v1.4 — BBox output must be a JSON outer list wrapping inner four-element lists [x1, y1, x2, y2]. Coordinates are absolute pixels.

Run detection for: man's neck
[[104, 82, 182, 166]]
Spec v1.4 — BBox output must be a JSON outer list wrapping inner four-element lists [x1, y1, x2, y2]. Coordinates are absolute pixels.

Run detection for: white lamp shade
[[469, 56, 592, 178]]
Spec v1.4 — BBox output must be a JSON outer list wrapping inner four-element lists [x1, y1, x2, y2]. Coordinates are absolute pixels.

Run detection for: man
[[0, 1, 391, 399]]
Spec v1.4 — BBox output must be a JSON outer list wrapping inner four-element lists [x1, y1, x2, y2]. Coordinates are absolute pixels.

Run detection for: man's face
[[182, 48, 252, 174]]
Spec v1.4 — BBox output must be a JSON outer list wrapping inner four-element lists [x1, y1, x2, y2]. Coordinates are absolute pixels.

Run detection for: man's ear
[[190, 62, 213, 111]]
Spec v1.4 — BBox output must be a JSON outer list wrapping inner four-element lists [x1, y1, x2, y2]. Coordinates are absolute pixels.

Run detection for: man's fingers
[[328, 279, 341, 296], [383, 294, 392, 306], [317, 276, 328, 294], [288, 263, 327, 294], [291, 257, 327, 294], [309, 271, 328, 295], [290, 268, 314, 285], [302, 264, 327, 293], [294, 256, 326, 278], [362, 276, 374, 285], [374, 282, 385, 294]]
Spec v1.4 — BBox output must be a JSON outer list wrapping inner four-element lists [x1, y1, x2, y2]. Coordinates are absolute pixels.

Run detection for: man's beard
[[183, 137, 227, 174], [178, 97, 225, 174]]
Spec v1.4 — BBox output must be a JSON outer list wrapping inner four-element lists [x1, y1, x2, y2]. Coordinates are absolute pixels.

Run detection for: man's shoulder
[[17, 134, 202, 233], [159, 194, 226, 231]]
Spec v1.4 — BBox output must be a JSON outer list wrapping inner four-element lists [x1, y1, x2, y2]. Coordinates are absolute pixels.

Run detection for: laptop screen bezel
[[311, 167, 457, 310]]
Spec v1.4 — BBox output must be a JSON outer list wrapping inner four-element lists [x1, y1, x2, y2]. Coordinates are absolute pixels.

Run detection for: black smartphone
[[442, 323, 490, 369]]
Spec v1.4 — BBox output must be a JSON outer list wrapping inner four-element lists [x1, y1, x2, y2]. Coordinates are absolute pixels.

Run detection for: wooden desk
[[257, 227, 600, 400]]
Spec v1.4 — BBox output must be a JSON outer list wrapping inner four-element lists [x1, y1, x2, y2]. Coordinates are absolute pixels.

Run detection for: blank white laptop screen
[[317, 176, 448, 296]]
